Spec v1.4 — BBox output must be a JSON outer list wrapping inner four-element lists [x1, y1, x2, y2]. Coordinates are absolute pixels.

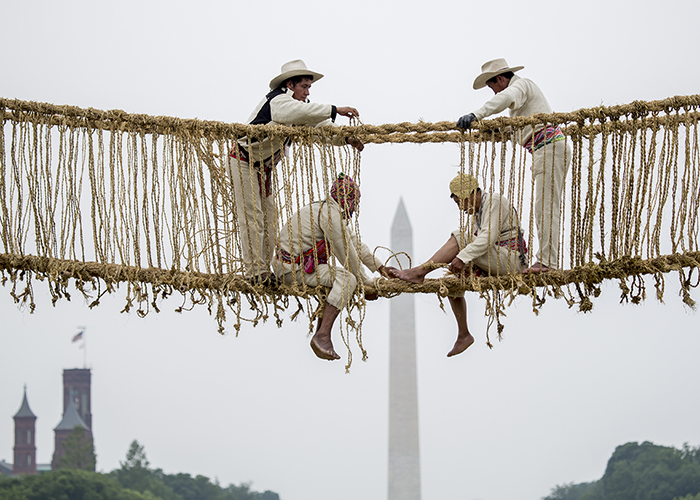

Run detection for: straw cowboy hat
[[269, 59, 324, 90], [473, 58, 524, 90]]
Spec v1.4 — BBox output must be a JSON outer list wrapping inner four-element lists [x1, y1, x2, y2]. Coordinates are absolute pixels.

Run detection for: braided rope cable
[[2, 95, 700, 367]]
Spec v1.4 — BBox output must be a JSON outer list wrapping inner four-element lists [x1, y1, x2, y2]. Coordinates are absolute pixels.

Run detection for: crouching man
[[273, 174, 388, 361]]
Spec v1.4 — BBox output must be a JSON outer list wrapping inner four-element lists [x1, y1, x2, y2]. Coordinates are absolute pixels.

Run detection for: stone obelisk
[[388, 198, 421, 500]]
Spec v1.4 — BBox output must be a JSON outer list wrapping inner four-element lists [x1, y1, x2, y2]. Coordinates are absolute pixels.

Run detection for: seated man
[[273, 174, 388, 361], [389, 173, 527, 357]]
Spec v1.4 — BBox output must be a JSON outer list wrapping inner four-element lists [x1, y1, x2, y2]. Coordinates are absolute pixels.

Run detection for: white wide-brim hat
[[473, 58, 524, 90], [269, 59, 324, 90]]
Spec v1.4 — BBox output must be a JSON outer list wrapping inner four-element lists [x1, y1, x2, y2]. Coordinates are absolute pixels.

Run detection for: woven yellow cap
[[449, 173, 479, 199]]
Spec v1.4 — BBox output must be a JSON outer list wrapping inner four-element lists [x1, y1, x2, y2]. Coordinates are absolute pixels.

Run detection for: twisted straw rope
[[2, 94, 699, 367]]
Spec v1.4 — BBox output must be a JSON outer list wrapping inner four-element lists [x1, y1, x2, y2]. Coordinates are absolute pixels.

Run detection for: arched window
[[27, 453, 32, 467], [26, 429, 32, 445]]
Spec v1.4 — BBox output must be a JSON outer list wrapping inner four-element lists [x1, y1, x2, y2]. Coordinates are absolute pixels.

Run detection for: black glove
[[457, 113, 477, 129]]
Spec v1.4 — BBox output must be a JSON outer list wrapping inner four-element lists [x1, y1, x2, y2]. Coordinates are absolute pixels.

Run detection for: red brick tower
[[52, 399, 91, 469], [62, 369, 91, 430], [12, 386, 37, 475]]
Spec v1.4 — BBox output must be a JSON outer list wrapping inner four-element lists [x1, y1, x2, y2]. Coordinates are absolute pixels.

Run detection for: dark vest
[[249, 88, 286, 125]]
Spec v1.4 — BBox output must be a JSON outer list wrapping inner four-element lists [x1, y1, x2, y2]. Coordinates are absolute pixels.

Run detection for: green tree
[[544, 481, 600, 500], [0, 469, 161, 500], [110, 440, 181, 500], [55, 425, 97, 471], [681, 444, 700, 465], [123, 440, 150, 469], [222, 481, 280, 500], [159, 473, 280, 500], [259, 490, 280, 500], [160, 473, 224, 500], [543, 442, 700, 500], [603, 441, 700, 500], [109, 439, 282, 500]]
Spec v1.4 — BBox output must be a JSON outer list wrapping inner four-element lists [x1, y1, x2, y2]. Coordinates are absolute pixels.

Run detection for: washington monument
[[388, 198, 421, 500]]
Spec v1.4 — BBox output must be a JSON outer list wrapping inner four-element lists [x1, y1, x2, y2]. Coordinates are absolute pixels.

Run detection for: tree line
[[0, 433, 279, 500], [544, 441, 700, 500]]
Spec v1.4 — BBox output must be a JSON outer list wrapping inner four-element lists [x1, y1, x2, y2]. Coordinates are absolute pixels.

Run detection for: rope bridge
[[1, 96, 699, 357]]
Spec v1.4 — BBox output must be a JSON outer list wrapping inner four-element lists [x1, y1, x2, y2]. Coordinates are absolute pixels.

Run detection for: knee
[[343, 273, 357, 291], [330, 272, 357, 309]]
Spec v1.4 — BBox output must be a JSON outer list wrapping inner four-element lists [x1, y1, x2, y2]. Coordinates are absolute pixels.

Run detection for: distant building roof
[[54, 399, 89, 431], [37, 463, 52, 473], [0, 460, 13, 475], [14, 386, 36, 419]]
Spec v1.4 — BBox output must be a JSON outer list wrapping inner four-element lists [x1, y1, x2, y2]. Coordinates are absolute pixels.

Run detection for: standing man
[[457, 58, 571, 273], [228, 59, 364, 285], [273, 174, 388, 361], [389, 173, 527, 357]]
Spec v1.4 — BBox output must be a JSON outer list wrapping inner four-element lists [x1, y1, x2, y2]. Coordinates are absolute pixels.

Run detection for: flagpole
[[74, 326, 87, 368]]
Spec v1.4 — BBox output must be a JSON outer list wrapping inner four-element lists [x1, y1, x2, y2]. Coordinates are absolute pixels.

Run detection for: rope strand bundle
[[2, 95, 699, 367]]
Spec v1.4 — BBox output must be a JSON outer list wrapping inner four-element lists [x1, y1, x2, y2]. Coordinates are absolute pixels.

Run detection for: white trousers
[[451, 231, 526, 276], [273, 261, 358, 310], [227, 157, 278, 278], [532, 140, 571, 269]]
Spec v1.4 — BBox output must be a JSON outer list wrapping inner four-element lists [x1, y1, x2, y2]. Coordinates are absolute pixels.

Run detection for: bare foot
[[391, 267, 426, 284], [310, 333, 340, 361], [447, 332, 474, 357], [522, 262, 551, 274], [384, 267, 402, 279]]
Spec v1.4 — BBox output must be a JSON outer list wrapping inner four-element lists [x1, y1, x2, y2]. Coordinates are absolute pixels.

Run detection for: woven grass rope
[[2, 95, 699, 366]]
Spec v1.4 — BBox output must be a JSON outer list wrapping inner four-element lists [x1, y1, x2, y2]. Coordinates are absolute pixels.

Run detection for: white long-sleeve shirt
[[472, 74, 553, 145], [238, 88, 344, 163], [278, 199, 382, 286], [456, 192, 522, 265]]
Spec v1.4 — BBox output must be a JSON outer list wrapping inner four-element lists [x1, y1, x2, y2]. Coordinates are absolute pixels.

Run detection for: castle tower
[[52, 398, 91, 469], [388, 199, 422, 500], [13, 386, 37, 475], [63, 368, 91, 430]]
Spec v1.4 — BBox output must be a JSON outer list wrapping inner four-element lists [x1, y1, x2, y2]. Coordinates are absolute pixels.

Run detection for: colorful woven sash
[[276, 239, 328, 274], [500, 231, 528, 268], [229, 146, 284, 197], [523, 125, 565, 153]]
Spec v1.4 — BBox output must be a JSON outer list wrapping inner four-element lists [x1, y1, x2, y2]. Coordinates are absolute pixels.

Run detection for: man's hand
[[457, 113, 477, 129], [365, 291, 379, 301], [448, 257, 465, 274], [347, 137, 364, 151], [337, 106, 360, 119]]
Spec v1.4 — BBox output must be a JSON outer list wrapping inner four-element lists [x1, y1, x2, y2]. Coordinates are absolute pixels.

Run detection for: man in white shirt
[[228, 60, 363, 286], [273, 174, 388, 361], [457, 58, 571, 273], [389, 173, 527, 357]]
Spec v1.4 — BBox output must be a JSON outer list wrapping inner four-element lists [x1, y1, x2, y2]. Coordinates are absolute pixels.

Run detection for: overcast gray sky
[[2, 1, 700, 500]]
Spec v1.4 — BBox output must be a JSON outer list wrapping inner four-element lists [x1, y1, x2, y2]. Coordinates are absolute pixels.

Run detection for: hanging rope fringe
[[2, 95, 699, 362]]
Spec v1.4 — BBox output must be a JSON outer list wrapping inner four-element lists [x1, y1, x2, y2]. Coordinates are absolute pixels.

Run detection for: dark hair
[[284, 75, 314, 87], [486, 71, 514, 85], [450, 188, 481, 200]]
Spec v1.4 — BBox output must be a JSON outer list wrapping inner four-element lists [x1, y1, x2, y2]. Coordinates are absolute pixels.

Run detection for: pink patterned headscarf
[[330, 173, 360, 213]]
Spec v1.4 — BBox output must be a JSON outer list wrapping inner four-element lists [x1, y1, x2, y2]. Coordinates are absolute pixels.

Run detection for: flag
[[72, 330, 84, 342]]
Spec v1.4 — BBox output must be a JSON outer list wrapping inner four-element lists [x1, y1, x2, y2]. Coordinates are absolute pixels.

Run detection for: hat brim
[[269, 70, 324, 90], [473, 65, 524, 90]]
